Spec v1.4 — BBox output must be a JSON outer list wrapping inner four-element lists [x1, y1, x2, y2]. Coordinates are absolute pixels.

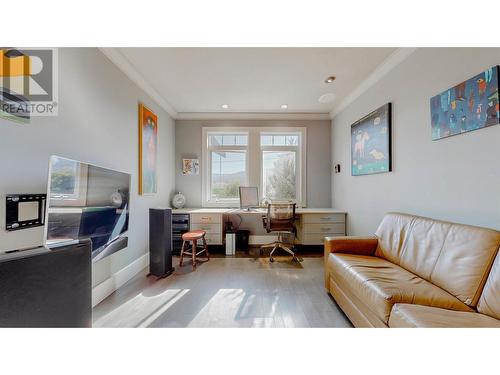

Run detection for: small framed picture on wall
[[182, 158, 200, 175]]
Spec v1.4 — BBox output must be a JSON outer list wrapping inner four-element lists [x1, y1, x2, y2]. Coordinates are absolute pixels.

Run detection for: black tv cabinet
[[0, 241, 92, 327]]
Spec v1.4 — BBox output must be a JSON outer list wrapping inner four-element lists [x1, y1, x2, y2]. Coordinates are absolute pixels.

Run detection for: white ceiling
[[114, 47, 397, 117]]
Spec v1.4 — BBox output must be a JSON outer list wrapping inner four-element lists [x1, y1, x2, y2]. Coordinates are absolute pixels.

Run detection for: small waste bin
[[236, 230, 250, 251]]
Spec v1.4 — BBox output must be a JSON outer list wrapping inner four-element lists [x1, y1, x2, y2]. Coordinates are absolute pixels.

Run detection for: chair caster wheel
[[269, 257, 274, 263]]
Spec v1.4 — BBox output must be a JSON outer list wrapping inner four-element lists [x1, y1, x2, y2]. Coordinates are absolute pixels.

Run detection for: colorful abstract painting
[[430, 66, 500, 140], [139, 103, 158, 195], [351, 103, 392, 176]]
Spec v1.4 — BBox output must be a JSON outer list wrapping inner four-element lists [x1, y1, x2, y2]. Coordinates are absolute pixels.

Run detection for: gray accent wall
[[0, 48, 175, 288], [175, 119, 332, 207], [175, 119, 332, 236], [331, 48, 500, 235]]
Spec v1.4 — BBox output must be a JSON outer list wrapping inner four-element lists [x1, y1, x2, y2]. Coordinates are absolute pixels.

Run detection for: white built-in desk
[[171, 208, 229, 245], [172, 208, 347, 246]]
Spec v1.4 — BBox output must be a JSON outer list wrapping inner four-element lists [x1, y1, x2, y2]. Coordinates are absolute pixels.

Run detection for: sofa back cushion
[[375, 213, 500, 307], [477, 251, 500, 320]]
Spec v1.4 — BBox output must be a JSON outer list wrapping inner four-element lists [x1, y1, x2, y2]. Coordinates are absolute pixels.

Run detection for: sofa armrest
[[324, 236, 379, 257], [324, 236, 379, 290]]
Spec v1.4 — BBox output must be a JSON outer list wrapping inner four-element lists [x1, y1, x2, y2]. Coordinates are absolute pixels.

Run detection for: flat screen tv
[[44, 156, 131, 262]]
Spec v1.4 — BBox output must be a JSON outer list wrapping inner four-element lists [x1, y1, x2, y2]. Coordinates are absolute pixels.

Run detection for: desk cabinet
[[296, 212, 346, 245], [172, 214, 190, 254], [190, 213, 223, 245]]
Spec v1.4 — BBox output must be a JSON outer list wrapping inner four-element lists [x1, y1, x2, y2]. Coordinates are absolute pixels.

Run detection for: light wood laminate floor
[[93, 256, 352, 328]]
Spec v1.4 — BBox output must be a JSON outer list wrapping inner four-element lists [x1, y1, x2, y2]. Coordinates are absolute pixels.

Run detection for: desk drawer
[[190, 223, 221, 233], [300, 233, 345, 245], [301, 213, 345, 224], [300, 223, 345, 234], [172, 214, 190, 223], [204, 233, 222, 245], [191, 213, 222, 224]]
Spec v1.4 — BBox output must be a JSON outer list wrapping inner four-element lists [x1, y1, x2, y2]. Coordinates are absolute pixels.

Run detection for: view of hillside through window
[[211, 151, 246, 200], [207, 131, 300, 202]]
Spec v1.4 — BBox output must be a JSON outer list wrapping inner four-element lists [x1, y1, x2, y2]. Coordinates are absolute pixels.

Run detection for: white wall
[[331, 48, 500, 235], [0, 48, 175, 299]]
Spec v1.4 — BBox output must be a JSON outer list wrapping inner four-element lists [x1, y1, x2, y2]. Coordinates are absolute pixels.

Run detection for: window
[[261, 132, 301, 201], [203, 132, 248, 205], [202, 127, 306, 207]]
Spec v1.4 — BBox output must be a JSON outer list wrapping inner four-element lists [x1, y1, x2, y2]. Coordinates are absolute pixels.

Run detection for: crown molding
[[176, 112, 331, 121], [329, 47, 418, 119], [99, 47, 178, 118], [100, 47, 416, 122]]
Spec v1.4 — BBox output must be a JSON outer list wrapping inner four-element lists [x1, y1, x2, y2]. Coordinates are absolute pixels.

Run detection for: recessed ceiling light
[[280, 104, 288, 109], [222, 104, 229, 109], [325, 76, 336, 84]]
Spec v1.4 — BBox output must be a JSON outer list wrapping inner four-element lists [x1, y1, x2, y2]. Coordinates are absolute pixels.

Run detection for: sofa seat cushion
[[389, 303, 500, 328], [327, 253, 472, 324]]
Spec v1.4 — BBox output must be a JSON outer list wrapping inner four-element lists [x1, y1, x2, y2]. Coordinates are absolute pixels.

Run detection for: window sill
[[202, 201, 241, 208]]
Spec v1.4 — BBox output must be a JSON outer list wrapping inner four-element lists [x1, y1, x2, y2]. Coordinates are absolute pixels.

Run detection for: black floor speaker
[[149, 208, 175, 278]]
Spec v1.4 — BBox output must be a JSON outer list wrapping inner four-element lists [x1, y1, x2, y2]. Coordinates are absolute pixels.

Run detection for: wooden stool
[[179, 230, 210, 270]]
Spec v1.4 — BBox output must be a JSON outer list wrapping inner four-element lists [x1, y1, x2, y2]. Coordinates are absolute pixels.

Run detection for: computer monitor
[[239, 186, 259, 211]]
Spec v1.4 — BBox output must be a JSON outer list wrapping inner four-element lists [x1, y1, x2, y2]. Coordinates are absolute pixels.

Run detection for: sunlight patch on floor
[[93, 288, 190, 328]]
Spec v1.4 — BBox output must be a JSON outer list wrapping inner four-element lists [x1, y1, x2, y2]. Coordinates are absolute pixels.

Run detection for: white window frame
[[202, 127, 306, 207], [260, 129, 305, 205], [202, 128, 250, 207]]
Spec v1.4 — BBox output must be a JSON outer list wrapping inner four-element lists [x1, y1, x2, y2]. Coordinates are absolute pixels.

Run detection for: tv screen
[[45, 156, 130, 262]]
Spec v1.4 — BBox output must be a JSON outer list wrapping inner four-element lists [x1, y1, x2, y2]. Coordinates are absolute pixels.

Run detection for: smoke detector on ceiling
[[318, 93, 336, 104]]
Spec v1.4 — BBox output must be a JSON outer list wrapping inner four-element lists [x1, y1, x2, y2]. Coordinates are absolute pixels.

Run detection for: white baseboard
[[249, 235, 278, 245], [92, 253, 149, 307]]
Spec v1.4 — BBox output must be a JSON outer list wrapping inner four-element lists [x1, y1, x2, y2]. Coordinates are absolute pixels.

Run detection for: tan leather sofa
[[324, 212, 500, 327]]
